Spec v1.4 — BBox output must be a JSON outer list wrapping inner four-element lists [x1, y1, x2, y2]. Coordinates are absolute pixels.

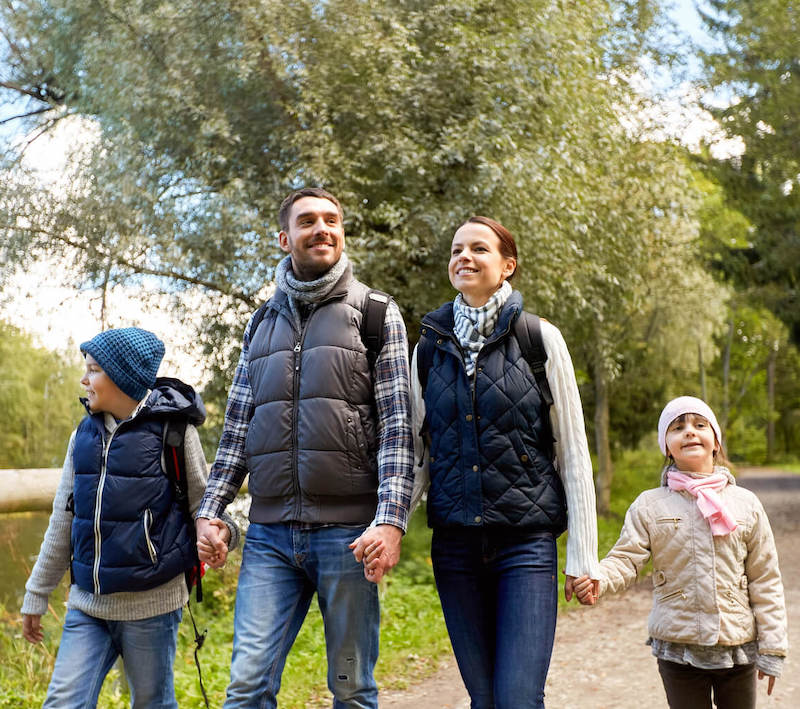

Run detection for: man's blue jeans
[[224, 522, 380, 709], [431, 528, 558, 709], [44, 606, 181, 708]]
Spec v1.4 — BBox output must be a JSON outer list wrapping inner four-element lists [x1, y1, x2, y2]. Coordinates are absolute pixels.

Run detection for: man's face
[[279, 196, 345, 281]]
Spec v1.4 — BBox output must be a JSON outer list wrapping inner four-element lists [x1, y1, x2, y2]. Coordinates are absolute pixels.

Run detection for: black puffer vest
[[245, 268, 379, 524], [420, 292, 567, 532]]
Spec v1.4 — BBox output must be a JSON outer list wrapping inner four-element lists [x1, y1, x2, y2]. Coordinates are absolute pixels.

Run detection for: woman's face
[[448, 223, 516, 307]]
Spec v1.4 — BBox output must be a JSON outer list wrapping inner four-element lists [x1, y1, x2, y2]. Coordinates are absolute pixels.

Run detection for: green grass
[[1, 452, 662, 707]]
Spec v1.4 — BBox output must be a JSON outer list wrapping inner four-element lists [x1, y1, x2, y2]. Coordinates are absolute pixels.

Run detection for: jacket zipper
[[659, 588, 687, 602], [656, 516, 682, 529], [143, 508, 158, 564]]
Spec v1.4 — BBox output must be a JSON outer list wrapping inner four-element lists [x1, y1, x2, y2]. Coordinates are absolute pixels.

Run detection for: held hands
[[565, 572, 599, 606], [196, 517, 231, 569], [349, 524, 403, 584], [22, 614, 44, 644], [758, 670, 777, 696]]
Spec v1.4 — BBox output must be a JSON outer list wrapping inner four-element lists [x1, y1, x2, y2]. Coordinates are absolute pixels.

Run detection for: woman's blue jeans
[[224, 522, 380, 709], [432, 527, 558, 709], [44, 606, 181, 708]]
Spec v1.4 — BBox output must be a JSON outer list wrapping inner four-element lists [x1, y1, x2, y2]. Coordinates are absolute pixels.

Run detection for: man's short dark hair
[[278, 187, 344, 232]]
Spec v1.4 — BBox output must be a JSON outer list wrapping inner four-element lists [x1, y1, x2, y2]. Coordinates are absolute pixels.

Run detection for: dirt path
[[380, 468, 800, 708]]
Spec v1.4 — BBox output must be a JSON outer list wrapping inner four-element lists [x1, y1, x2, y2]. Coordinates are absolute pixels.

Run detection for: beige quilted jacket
[[599, 467, 787, 655]]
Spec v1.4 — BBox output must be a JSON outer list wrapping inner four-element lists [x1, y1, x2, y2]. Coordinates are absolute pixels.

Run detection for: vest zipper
[[291, 308, 314, 519], [93, 425, 118, 594]]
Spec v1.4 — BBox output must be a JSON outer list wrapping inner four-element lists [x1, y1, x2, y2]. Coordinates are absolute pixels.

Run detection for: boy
[[22, 327, 237, 708]]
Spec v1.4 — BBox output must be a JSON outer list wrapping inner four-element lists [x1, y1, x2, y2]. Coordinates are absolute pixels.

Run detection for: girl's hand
[[758, 670, 776, 695], [568, 574, 599, 605], [22, 614, 43, 644]]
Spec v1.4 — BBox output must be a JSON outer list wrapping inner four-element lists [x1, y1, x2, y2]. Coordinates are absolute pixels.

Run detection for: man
[[196, 187, 414, 708]]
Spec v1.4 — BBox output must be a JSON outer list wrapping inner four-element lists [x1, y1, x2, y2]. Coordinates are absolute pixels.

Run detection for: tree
[[698, 0, 800, 342], [0, 0, 726, 495], [0, 321, 83, 468]]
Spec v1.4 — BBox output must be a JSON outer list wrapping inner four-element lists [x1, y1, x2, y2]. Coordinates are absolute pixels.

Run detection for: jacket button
[[421, 328, 427, 335], [436, 338, 443, 344], [466, 414, 472, 421], [521, 454, 529, 463], [472, 465, 479, 472], [474, 515, 482, 523]]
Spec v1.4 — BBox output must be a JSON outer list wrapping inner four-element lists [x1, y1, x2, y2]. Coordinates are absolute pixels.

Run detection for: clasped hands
[[349, 524, 403, 584], [195, 517, 232, 568]]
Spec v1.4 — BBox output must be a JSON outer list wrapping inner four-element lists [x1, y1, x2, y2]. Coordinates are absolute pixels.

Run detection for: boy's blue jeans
[[224, 522, 380, 709], [431, 527, 558, 709], [44, 606, 181, 708]]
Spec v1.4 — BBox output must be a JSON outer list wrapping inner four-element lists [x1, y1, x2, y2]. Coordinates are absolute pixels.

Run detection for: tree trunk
[[698, 341, 707, 401], [721, 318, 734, 431], [766, 346, 776, 463], [594, 368, 613, 515]]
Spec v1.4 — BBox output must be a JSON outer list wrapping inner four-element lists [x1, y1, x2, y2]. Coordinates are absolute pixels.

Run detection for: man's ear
[[278, 231, 291, 253]]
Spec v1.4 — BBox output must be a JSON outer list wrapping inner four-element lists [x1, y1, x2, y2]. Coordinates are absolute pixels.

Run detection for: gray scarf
[[453, 281, 512, 376], [275, 253, 350, 331]]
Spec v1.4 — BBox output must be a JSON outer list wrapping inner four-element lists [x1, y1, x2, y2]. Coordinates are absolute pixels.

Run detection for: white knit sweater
[[21, 414, 238, 621], [410, 318, 601, 579]]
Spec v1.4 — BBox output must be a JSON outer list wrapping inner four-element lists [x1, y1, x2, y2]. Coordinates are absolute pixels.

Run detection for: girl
[[574, 396, 787, 708], [402, 216, 600, 708], [21, 327, 238, 708]]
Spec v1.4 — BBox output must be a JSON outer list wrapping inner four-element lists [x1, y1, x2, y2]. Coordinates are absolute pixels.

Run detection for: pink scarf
[[666, 470, 738, 536]]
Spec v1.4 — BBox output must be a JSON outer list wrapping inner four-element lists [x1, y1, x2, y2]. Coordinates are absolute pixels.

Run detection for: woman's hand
[[566, 574, 599, 605]]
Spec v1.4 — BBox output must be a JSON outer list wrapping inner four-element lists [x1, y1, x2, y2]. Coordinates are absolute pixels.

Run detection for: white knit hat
[[657, 396, 722, 456]]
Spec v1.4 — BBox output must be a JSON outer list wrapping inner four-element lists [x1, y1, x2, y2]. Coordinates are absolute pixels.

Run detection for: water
[[0, 510, 52, 609]]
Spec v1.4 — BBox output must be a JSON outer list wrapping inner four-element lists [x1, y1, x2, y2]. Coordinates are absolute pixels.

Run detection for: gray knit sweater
[[21, 414, 239, 621]]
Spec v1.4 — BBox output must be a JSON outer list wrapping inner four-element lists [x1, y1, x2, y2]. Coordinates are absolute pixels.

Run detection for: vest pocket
[[143, 508, 158, 565]]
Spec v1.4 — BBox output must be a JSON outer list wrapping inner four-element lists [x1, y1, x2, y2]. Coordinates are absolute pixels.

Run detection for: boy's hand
[[565, 573, 599, 605], [196, 517, 229, 568], [758, 670, 776, 695], [22, 614, 43, 644]]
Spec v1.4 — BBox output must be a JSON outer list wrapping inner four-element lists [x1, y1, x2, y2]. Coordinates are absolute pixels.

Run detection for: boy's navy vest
[[420, 292, 568, 532], [70, 379, 205, 595]]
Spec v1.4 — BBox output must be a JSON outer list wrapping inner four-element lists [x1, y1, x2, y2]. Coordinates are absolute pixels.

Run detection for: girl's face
[[664, 413, 719, 473], [448, 223, 516, 307]]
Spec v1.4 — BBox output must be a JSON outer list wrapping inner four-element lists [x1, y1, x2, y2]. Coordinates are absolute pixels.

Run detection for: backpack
[[162, 418, 211, 708], [249, 289, 391, 366], [416, 310, 554, 418]]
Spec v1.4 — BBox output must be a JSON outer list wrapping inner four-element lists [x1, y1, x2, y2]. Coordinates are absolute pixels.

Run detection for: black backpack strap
[[362, 290, 391, 367], [162, 419, 203, 603], [416, 325, 436, 396], [513, 312, 553, 408], [249, 301, 270, 341]]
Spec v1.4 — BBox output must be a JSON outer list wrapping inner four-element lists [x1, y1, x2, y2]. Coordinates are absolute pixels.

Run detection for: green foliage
[[0, 321, 83, 468], [698, 0, 800, 343]]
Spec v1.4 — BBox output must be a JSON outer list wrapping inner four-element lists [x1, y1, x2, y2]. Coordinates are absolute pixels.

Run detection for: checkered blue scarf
[[452, 281, 512, 376]]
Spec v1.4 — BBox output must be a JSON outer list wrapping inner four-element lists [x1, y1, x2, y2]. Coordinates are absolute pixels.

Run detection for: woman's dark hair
[[465, 216, 518, 280]]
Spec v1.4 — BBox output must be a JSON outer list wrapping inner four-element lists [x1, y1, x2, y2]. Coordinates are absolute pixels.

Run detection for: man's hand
[[22, 614, 44, 644], [349, 524, 403, 583], [196, 517, 230, 569], [565, 573, 599, 606]]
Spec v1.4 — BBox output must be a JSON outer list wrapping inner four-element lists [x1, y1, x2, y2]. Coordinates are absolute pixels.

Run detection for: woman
[[409, 216, 600, 708]]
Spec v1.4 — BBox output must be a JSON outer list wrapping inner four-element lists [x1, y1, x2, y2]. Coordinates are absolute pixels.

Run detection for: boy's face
[[80, 354, 129, 415]]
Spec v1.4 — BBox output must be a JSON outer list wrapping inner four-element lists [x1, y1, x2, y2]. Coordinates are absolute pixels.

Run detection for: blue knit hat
[[80, 327, 165, 401]]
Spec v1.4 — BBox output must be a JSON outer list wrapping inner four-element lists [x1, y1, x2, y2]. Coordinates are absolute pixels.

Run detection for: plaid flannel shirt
[[197, 295, 414, 531]]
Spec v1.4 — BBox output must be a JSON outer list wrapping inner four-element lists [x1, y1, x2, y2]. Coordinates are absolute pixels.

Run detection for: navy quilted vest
[[420, 292, 567, 532], [71, 380, 203, 595]]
